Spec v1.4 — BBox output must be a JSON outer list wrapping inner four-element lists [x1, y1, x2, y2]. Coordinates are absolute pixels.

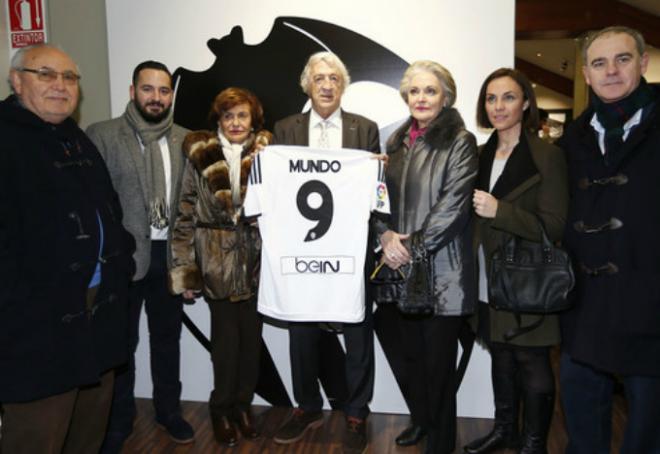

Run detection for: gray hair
[[8, 44, 80, 93], [582, 26, 646, 64], [299, 51, 351, 95], [399, 60, 457, 108]]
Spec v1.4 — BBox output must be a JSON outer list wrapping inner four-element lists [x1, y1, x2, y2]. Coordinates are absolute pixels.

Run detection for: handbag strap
[[503, 214, 554, 263], [456, 319, 475, 391], [369, 259, 407, 283]]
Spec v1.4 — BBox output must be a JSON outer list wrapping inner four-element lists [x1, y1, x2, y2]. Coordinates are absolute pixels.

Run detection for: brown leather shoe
[[343, 416, 368, 454], [233, 408, 259, 439], [212, 415, 238, 447], [274, 408, 324, 444]]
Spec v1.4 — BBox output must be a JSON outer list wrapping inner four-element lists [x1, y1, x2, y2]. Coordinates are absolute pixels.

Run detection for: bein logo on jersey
[[281, 256, 355, 275]]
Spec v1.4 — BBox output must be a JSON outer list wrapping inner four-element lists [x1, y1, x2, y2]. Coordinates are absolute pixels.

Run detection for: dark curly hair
[[208, 87, 264, 132]]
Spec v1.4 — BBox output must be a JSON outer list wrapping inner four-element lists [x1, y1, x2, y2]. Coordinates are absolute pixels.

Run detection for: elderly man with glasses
[[0, 44, 135, 454]]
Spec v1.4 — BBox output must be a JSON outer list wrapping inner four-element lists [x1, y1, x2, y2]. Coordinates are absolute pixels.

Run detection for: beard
[[135, 100, 171, 123]]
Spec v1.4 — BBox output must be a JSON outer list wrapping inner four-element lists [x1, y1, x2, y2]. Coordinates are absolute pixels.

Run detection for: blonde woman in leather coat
[[374, 60, 478, 454]]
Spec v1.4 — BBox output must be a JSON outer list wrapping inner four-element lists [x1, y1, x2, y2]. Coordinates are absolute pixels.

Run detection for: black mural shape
[[172, 16, 409, 132], [172, 17, 475, 412]]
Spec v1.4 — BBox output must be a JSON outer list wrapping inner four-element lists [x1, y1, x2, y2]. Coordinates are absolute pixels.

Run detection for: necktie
[[317, 120, 330, 149]]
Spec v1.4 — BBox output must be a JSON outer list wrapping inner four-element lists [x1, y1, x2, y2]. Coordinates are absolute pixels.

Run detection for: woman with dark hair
[[169, 87, 272, 447], [464, 68, 568, 454], [374, 60, 478, 454]]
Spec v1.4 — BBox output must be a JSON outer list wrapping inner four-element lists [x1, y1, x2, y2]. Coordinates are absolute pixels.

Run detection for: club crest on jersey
[[289, 159, 341, 173], [281, 256, 355, 275], [376, 183, 387, 209]]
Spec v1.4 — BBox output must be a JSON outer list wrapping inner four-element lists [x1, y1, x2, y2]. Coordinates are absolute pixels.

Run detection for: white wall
[[106, 0, 515, 418]]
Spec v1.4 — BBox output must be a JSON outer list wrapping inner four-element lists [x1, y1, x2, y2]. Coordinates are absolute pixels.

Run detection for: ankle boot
[[519, 391, 554, 454], [210, 405, 238, 447], [464, 358, 519, 453]]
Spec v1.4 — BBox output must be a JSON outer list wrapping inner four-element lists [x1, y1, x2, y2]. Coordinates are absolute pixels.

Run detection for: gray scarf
[[124, 101, 173, 229]]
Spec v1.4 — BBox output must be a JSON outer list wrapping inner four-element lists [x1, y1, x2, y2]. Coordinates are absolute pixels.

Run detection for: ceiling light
[[536, 52, 542, 57]]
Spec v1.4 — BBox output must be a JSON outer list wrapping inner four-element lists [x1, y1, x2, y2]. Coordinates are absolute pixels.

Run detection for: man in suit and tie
[[272, 51, 380, 454], [86, 61, 194, 453]]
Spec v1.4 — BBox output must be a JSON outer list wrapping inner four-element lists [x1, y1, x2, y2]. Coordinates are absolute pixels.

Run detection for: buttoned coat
[[87, 116, 188, 280], [475, 131, 568, 346], [0, 96, 135, 402], [560, 92, 660, 376]]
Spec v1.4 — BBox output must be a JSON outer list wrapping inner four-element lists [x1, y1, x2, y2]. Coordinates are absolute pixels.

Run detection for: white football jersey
[[244, 145, 390, 322]]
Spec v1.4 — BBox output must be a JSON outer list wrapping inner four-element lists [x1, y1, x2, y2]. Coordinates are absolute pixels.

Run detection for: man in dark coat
[[559, 26, 660, 454], [270, 52, 379, 454], [0, 44, 135, 453]]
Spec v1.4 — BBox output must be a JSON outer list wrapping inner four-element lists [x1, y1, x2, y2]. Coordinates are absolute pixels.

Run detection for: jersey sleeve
[[243, 152, 265, 217], [371, 160, 390, 214]]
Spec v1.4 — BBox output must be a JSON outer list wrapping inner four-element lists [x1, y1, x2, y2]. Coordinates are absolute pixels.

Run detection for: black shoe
[[155, 413, 195, 444], [273, 408, 324, 444], [343, 416, 367, 454], [463, 424, 518, 453], [396, 424, 427, 446]]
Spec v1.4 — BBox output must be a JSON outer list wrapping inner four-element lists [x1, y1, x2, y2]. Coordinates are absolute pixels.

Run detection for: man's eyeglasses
[[18, 67, 81, 85]]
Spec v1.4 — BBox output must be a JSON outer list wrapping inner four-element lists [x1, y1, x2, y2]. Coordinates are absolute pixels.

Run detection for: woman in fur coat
[[373, 60, 478, 454], [169, 87, 272, 447]]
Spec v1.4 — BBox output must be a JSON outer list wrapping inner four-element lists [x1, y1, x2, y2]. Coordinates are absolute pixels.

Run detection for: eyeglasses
[[18, 67, 81, 85]]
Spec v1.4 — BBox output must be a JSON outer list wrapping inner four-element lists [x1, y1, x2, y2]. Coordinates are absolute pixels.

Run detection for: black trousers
[[208, 297, 262, 415], [289, 303, 374, 419], [105, 241, 183, 435], [401, 314, 463, 454]]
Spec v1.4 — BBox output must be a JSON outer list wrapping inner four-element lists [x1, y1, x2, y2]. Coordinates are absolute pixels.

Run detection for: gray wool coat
[[87, 115, 188, 280]]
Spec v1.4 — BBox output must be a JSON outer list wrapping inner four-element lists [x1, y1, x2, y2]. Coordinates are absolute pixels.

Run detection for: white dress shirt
[[590, 108, 643, 155], [309, 108, 342, 149]]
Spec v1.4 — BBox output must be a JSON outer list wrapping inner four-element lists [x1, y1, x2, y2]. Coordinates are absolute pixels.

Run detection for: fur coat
[[169, 129, 271, 301]]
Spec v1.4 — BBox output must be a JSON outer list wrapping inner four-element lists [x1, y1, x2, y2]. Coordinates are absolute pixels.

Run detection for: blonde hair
[[399, 60, 456, 108], [299, 52, 351, 95]]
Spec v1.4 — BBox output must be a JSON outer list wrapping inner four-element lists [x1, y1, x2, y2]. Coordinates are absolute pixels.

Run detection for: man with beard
[[87, 61, 193, 452]]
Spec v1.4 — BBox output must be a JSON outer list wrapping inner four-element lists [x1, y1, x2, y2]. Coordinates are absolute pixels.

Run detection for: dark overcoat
[[475, 131, 568, 346], [560, 90, 660, 377], [0, 96, 135, 402]]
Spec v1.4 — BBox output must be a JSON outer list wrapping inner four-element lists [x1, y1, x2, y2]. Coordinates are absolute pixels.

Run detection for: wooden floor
[[121, 391, 627, 454]]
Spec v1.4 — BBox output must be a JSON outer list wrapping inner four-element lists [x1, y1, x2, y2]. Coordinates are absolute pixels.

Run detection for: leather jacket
[[373, 108, 478, 316]]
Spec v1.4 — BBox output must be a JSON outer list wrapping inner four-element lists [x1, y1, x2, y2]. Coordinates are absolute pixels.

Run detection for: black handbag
[[370, 257, 435, 315], [488, 216, 575, 339]]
